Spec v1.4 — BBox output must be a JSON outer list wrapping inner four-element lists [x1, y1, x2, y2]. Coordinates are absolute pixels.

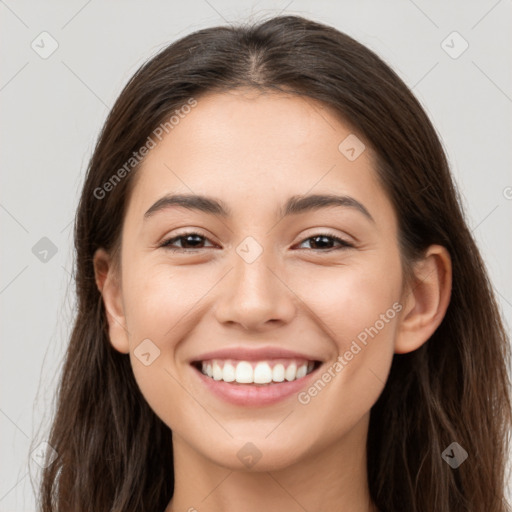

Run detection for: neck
[[165, 413, 377, 512]]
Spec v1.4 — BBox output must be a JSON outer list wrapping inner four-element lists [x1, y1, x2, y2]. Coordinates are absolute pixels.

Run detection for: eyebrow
[[143, 193, 374, 223]]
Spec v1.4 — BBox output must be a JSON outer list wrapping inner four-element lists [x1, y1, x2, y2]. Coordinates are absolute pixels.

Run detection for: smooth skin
[[93, 88, 452, 512]]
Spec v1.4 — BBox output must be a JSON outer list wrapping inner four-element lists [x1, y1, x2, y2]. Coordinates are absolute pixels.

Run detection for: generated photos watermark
[[93, 97, 197, 200], [297, 301, 403, 405]]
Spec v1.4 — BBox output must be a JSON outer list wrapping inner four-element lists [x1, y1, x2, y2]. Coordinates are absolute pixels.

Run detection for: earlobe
[[93, 248, 130, 354], [394, 245, 452, 354]]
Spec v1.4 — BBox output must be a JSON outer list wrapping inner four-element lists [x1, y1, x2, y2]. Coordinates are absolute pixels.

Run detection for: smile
[[193, 358, 319, 385]]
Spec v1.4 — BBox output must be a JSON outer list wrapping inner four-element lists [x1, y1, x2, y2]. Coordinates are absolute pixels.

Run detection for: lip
[[191, 360, 322, 407], [189, 346, 323, 363]]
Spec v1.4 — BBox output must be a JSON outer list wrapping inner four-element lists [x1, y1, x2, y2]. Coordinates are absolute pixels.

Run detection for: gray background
[[1, 0, 511, 509]]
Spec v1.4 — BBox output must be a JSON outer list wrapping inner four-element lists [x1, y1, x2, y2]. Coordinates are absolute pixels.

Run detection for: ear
[[93, 248, 130, 354], [394, 244, 452, 354]]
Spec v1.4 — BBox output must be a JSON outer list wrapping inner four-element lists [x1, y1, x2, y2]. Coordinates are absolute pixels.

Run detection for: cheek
[[301, 251, 403, 348], [120, 260, 225, 421], [122, 261, 210, 339], [120, 262, 212, 432], [294, 252, 401, 411]]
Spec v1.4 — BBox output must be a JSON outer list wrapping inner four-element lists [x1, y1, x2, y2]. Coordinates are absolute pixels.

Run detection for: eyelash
[[159, 231, 354, 252]]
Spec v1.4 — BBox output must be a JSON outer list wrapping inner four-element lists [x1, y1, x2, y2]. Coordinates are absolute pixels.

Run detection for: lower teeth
[[210, 379, 284, 385]]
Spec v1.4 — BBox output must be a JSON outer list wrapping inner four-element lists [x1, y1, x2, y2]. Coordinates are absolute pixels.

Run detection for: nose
[[213, 247, 297, 332]]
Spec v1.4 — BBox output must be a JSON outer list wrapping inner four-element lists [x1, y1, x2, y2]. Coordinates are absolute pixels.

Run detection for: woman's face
[[101, 88, 409, 470]]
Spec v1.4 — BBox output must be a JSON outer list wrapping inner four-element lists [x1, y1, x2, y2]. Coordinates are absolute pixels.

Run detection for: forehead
[[125, 89, 393, 226], [160, 88, 352, 163]]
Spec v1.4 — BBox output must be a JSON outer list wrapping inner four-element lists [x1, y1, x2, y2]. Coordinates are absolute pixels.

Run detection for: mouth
[[189, 346, 325, 406], [191, 358, 322, 385]]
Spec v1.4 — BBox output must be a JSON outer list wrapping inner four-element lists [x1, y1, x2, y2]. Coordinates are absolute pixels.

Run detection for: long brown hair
[[35, 14, 511, 511]]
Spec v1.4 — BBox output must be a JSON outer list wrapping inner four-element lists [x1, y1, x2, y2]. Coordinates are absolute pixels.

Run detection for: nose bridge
[[214, 236, 296, 330]]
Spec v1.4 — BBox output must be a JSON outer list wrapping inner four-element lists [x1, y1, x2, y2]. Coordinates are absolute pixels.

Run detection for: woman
[[37, 14, 511, 512]]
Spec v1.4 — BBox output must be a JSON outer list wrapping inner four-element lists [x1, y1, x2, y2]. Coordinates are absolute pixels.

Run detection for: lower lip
[[192, 364, 320, 407]]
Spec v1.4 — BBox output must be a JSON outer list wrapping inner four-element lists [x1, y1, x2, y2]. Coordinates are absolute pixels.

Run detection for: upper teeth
[[200, 359, 315, 384]]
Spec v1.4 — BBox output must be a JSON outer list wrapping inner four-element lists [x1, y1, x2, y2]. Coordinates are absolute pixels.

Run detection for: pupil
[[311, 235, 331, 249], [185, 235, 203, 247]]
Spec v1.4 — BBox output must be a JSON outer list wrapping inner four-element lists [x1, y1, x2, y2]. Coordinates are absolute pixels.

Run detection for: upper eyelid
[[160, 232, 216, 249]]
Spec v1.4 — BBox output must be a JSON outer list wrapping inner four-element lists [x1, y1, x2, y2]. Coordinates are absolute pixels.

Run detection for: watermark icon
[[441, 31, 469, 60], [441, 442, 468, 468], [503, 186, 512, 200], [236, 236, 263, 264], [93, 97, 197, 200], [298, 301, 402, 405], [134, 338, 161, 366], [338, 134, 366, 161], [31, 31, 59, 59], [237, 442, 262, 468], [31, 441, 58, 469], [32, 237, 58, 263]]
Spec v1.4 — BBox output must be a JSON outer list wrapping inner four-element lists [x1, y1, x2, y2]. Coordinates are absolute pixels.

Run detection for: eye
[[159, 231, 215, 251], [296, 233, 354, 251], [159, 231, 354, 252]]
